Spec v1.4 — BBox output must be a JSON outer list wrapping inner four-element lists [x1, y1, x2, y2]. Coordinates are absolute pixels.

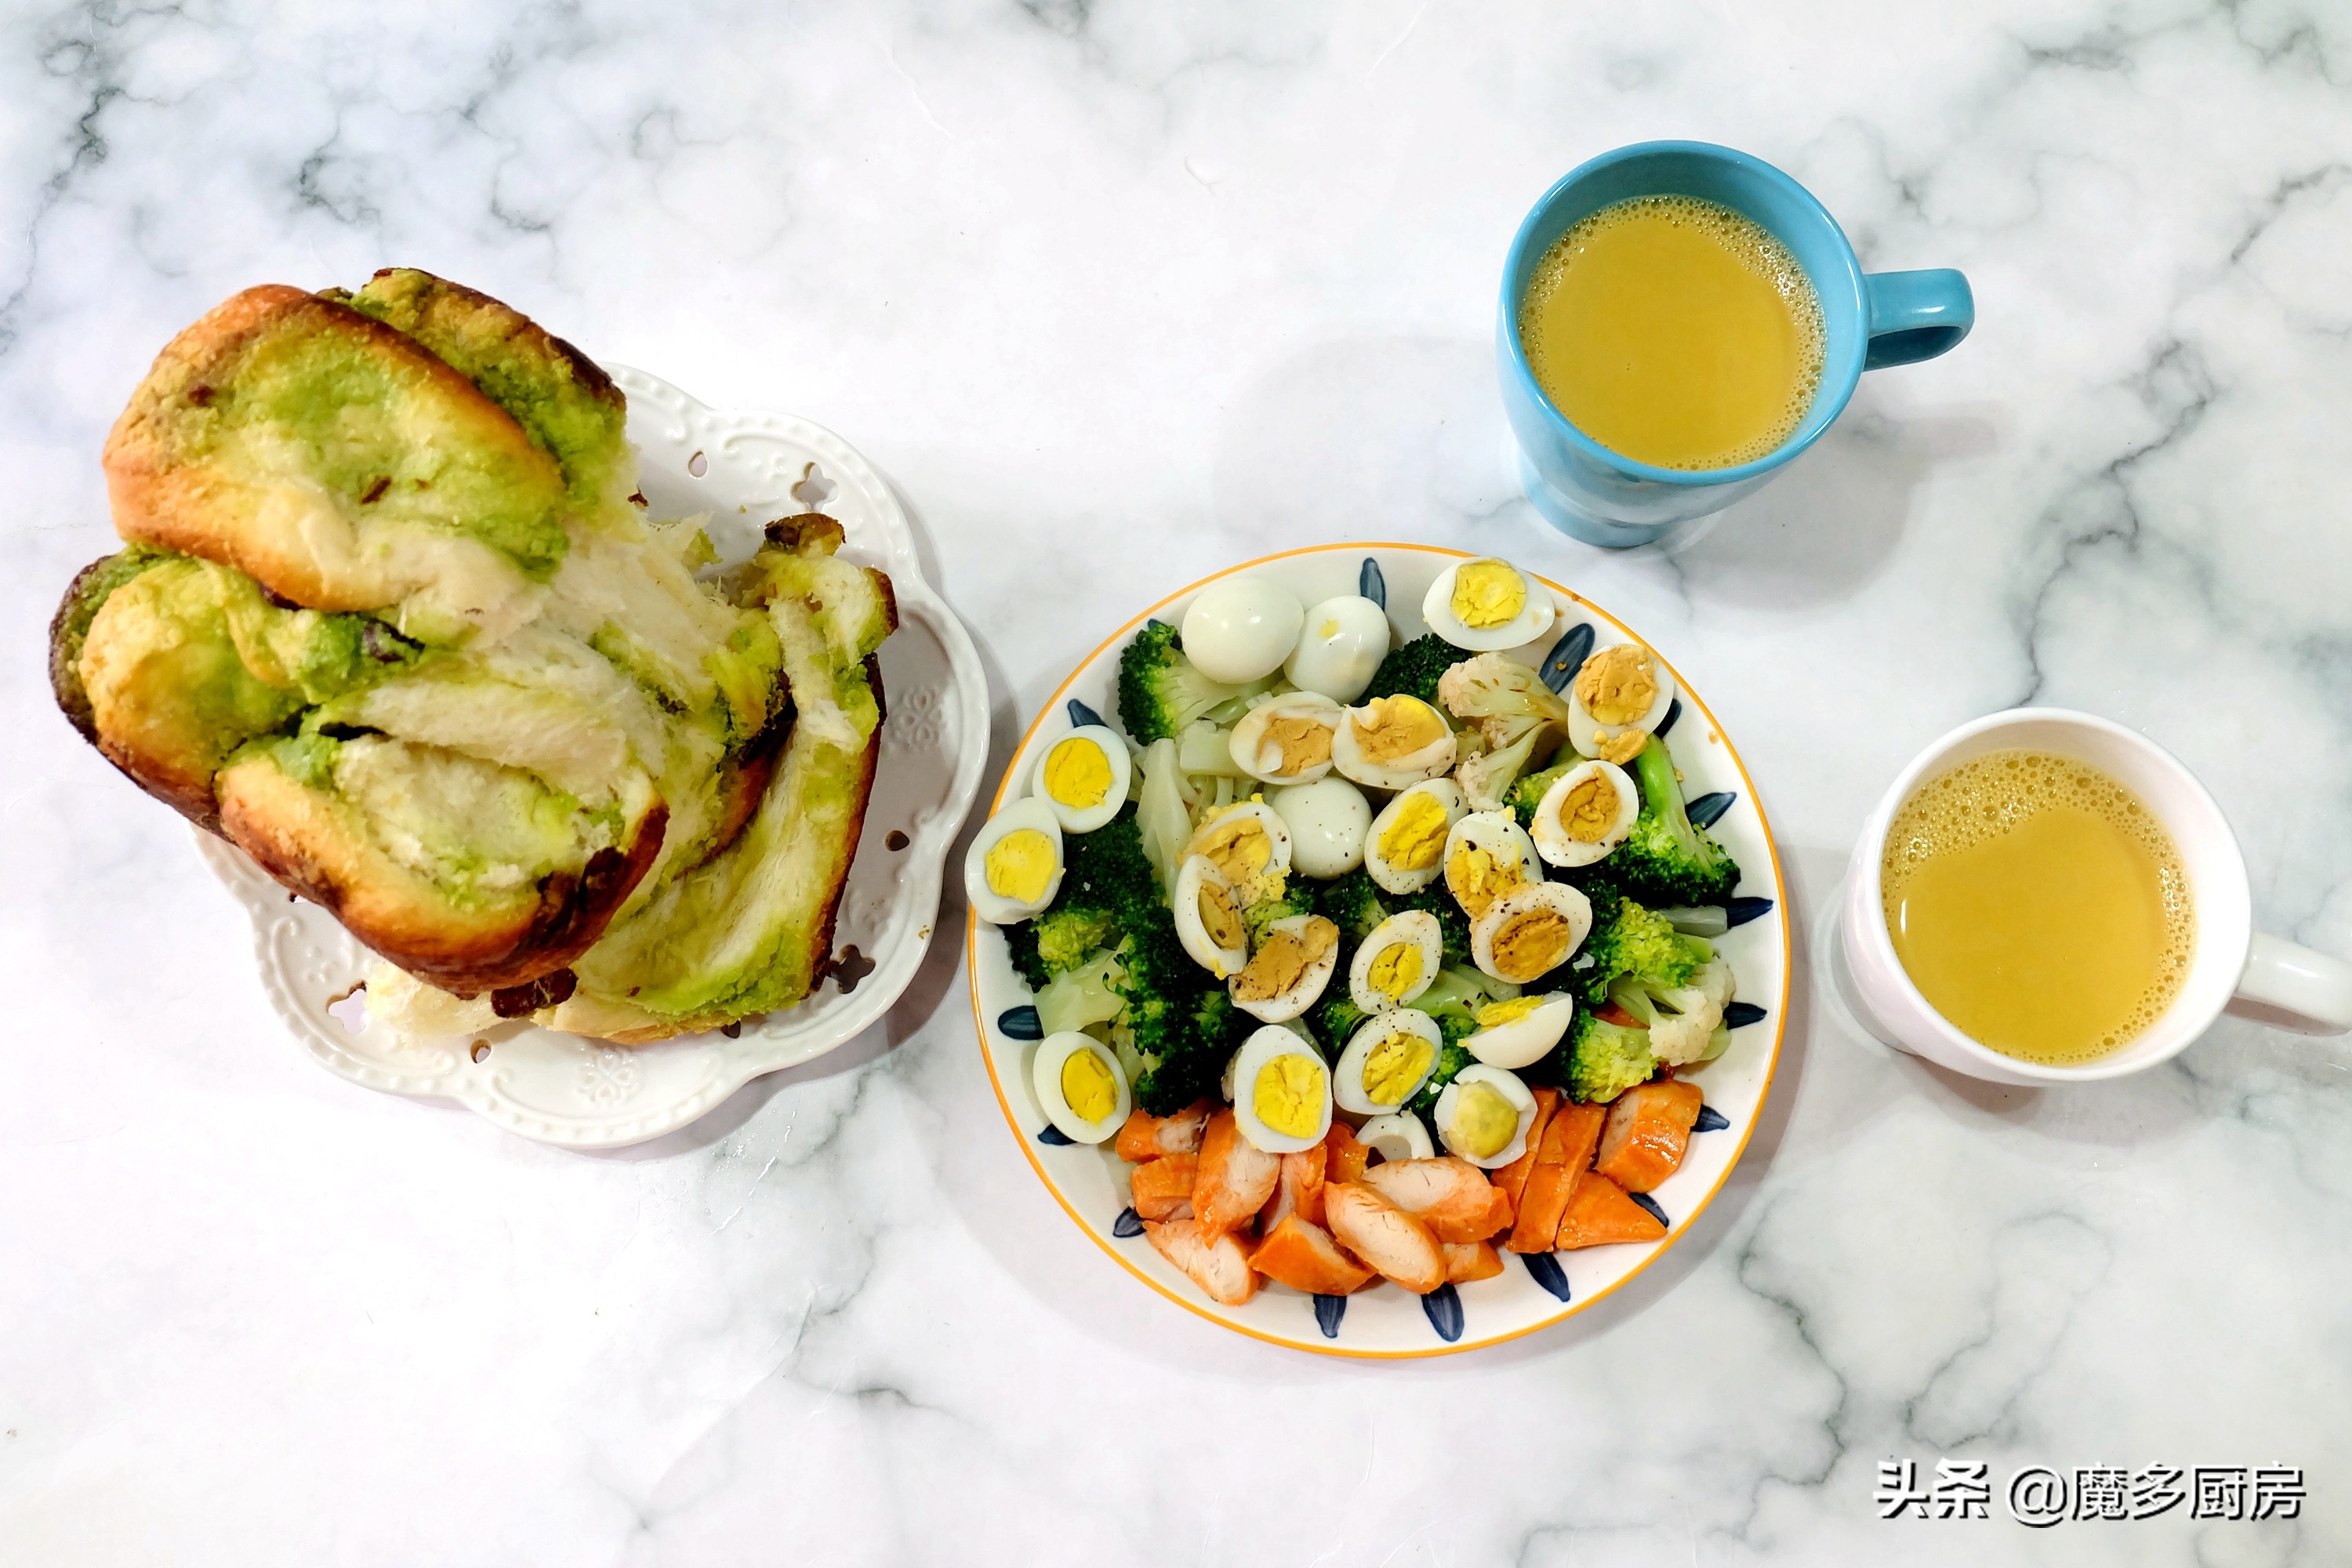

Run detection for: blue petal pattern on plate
[[1725, 896, 1775, 929], [1422, 1282, 1465, 1342], [1538, 622, 1595, 693], [1112, 1207, 1144, 1239], [999, 1005, 1044, 1041], [1628, 1191, 1670, 1228], [1313, 1294, 1347, 1339], [1359, 557, 1386, 609], [1724, 1000, 1767, 1029], [1687, 791, 1735, 829], [1066, 697, 1105, 729], [1036, 1125, 1076, 1146], [1523, 1251, 1573, 1302], [1694, 1104, 1730, 1133], [1657, 695, 1682, 737]]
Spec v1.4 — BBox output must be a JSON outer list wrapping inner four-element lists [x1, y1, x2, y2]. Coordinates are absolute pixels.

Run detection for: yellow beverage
[[1881, 750, 2195, 1066], [1518, 194, 1825, 470]]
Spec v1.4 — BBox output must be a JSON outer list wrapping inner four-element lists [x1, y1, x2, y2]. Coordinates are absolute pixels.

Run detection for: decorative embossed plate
[[968, 545, 1789, 1356], [198, 368, 988, 1149]]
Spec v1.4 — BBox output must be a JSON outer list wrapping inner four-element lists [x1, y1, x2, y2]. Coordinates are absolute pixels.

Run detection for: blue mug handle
[[1862, 269, 1974, 370]]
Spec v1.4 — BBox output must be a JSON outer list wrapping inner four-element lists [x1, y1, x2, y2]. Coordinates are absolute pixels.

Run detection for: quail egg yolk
[[1253, 1054, 1327, 1138], [1377, 792, 1450, 870], [1475, 996, 1547, 1029], [1576, 644, 1659, 727], [1264, 714, 1334, 775], [1043, 737, 1113, 809], [1493, 909, 1575, 981], [1450, 1081, 1520, 1160], [1559, 773, 1622, 842], [1232, 917, 1338, 1003], [1362, 1031, 1435, 1107], [1367, 940, 1423, 1004], [1194, 815, 1272, 885], [1197, 884, 1246, 955], [1352, 696, 1447, 762], [1449, 844, 1522, 915], [1060, 1047, 1117, 1124], [1451, 560, 1527, 630], [984, 829, 1058, 903]]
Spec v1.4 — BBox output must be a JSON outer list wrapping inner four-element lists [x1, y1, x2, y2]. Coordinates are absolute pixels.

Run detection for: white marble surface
[[5, 2, 2351, 1563]]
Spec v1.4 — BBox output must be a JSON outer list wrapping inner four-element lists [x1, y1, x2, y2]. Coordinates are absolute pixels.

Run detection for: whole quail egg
[[1332, 1008, 1444, 1115], [1229, 691, 1344, 786], [1529, 758, 1640, 868], [1461, 993, 1578, 1070], [1029, 724, 1133, 834], [1470, 880, 1593, 986], [1364, 779, 1468, 894], [1330, 694, 1457, 789], [1229, 1024, 1334, 1154], [1442, 810, 1544, 920], [1347, 910, 1443, 1013], [1183, 801, 1293, 904], [1566, 642, 1676, 766], [1172, 854, 1248, 979], [964, 796, 1064, 924], [1284, 594, 1392, 702], [1357, 1112, 1436, 1163], [1268, 776, 1371, 878], [1421, 557, 1556, 653], [1433, 1065, 1540, 1168], [1032, 1031, 1131, 1144], [1229, 913, 1341, 1023], [1182, 579, 1305, 684]]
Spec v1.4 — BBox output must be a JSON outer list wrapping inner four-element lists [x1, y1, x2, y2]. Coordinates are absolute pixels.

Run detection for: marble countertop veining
[[5, 2, 2351, 1563]]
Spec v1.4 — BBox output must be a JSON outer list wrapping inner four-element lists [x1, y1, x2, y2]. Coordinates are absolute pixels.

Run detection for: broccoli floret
[[1134, 977, 1246, 1114], [1116, 621, 1278, 744], [1566, 1009, 1657, 1104], [1359, 633, 1460, 706], [1407, 1040, 1476, 1116], [1004, 920, 1050, 991], [1393, 885, 1472, 966], [1590, 736, 1740, 907], [1305, 992, 1370, 1056], [1033, 905, 1121, 982], [1058, 803, 1163, 918], [1312, 869, 1392, 942], [1507, 759, 1576, 829], [1577, 887, 1709, 1007], [1241, 887, 1316, 947]]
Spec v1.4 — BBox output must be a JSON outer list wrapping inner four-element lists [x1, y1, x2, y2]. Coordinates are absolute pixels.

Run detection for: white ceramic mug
[[1835, 708, 2352, 1085]]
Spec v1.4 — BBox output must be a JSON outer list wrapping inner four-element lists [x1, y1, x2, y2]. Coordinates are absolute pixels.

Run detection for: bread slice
[[102, 284, 571, 643]]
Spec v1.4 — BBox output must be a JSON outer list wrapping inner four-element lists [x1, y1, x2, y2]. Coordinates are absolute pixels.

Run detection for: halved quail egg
[[1032, 1030, 1131, 1144], [1182, 578, 1305, 684], [1229, 1024, 1334, 1154], [1442, 810, 1544, 920], [1173, 854, 1248, 979], [1285, 594, 1392, 702], [1433, 1065, 1540, 1168], [1364, 779, 1468, 894], [1357, 1112, 1436, 1163], [1229, 913, 1340, 1023], [1332, 1008, 1444, 1115], [1347, 910, 1443, 1013], [1331, 694, 1457, 789], [1566, 642, 1676, 766], [1461, 993, 1578, 1070], [1229, 691, 1344, 786], [1471, 880, 1593, 986], [1029, 724, 1133, 834], [1529, 758, 1640, 868], [1421, 557, 1557, 653], [1268, 776, 1370, 879], [964, 796, 1064, 924], [1183, 800, 1293, 904]]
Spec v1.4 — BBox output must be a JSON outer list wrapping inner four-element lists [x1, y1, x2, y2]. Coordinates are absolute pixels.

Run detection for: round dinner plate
[[969, 544, 1789, 1357], [198, 368, 989, 1149]]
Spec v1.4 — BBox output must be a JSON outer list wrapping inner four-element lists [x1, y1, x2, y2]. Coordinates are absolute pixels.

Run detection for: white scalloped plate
[[968, 545, 1789, 1356], [197, 368, 989, 1148]]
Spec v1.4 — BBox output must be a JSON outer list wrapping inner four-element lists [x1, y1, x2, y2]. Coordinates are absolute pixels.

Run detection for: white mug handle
[[2230, 932, 2352, 1036]]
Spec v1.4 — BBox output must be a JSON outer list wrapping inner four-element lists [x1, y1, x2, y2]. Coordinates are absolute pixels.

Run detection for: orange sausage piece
[[1145, 1218, 1261, 1305], [1555, 1170, 1668, 1249], [1323, 1181, 1446, 1294], [1114, 1100, 1214, 1164], [1323, 1122, 1370, 1187], [1258, 1148, 1327, 1233], [1128, 1153, 1198, 1221], [1489, 1087, 1561, 1209], [1360, 1156, 1507, 1244], [1592, 1080, 1704, 1193], [1506, 1101, 1603, 1253], [1192, 1109, 1281, 1235], [1443, 1240, 1504, 1284], [1250, 1216, 1377, 1296]]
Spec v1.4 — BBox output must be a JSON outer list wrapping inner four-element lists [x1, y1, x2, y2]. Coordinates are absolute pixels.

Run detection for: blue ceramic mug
[[1498, 141, 1973, 548]]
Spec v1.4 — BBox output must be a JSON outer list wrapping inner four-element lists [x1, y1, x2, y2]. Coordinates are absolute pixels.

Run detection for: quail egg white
[[1268, 776, 1370, 878], [1330, 694, 1457, 789], [1182, 578, 1305, 684], [1032, 1030, 1131, 1144], [1364, 779, 1468, 894], [964, 796, 1064, 924], [1461, 993, 1578, 1070], [1566, 641, 1676, 766], [1284, 594, 1392, 702], [1183, 800, 1293, 904], [1029, 724, 1133, 834], [1332, 1008, 1444, 1115], [1229, 1024, 1334, 1154], [1357, 1112, 1436, 1163], [1442, 810, 1544, 920], [1529, 757, 1641, 868], [1471, 880, 1593, 986], [1229, 691, 1344, 786], [1172, 854, 1248, 978], [1347, 910, 1443, 1013], [1421, 557, 1557, 653], [1433, 1065, 1540, 1168], [1229, 912, 1341, 1023]]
